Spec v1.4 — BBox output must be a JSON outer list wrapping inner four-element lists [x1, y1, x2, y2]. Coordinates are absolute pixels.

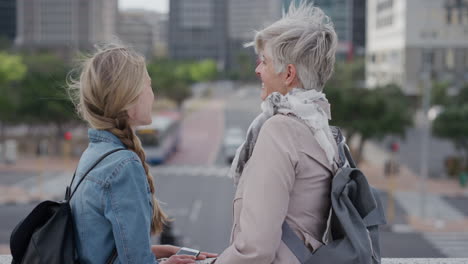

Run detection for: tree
[[147, 59, 194, 108], [189, 59, 218, 82], [431, 81, 451, 106], [433, 84, 468, 170], [17, 53, 76, 132], [233, 52, 257, 82], [326, 59, 413, 163], [0, 52, 27, 139]]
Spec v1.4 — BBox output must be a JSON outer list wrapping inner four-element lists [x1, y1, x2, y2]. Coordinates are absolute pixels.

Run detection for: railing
[[1, 256, 468, 264]]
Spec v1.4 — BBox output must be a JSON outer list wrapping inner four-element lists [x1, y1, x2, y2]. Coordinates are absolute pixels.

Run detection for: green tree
[[431, 81, 451, 106], [17, 53, 76, 133], [0, 52, 26, 85], [147, 59, 193, 108], [189, 59, 218, 82], [326, 59, 413, 163], [0, 52, 27, 138], [433, 84, 468, 169], [235, 52, 257, 82]]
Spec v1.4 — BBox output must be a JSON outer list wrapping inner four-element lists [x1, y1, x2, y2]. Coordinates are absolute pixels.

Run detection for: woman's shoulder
[[77, 147, 143, 184], [264, 114, 337, 170], [262, 114, 309, 137], [258, 114, 302, 151], [101, 149, 144, 179]]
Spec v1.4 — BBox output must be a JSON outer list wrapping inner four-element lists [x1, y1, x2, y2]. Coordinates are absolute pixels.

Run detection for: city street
[[0, 84, 467, 258]]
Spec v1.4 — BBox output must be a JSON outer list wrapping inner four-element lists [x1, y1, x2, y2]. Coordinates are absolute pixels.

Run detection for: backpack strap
[[343, 143, 356, 169], [106, 247, 118, 264], [67, 148, 126, 201], [281, 222, 311, 264], [282, 135, 358, 264]]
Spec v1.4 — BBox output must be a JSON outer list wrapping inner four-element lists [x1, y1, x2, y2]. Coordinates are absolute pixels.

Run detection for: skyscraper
[[16, 0, 118, 54], [283, 0, 366, 59], [118, 11, 154, 58], [227, 0, 282, 70], [169, 0, 228, 70], [0, 0, 16, 42]]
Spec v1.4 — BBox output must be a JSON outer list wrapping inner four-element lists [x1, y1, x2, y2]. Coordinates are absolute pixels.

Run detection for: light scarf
[[229, 88, 336, 186]]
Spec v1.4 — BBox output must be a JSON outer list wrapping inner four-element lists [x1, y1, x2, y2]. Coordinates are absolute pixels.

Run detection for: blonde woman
[[68, 45, 216, 264], [214, 2, 339, 264]]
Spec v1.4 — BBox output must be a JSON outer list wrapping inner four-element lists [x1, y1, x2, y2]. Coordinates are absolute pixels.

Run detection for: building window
[[376, 0, 394, 13], [445, 0, 468, 24], [445, 49, 455, 70], [376, 15, 394, 28], [390, 50, 400, 65], [181, 0, 214, 29]]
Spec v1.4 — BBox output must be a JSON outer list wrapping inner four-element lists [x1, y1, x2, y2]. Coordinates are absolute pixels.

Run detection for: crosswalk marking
[[423, 232, 468, 257], [151, 165, 231, 179], [395, 191, 465, 222]]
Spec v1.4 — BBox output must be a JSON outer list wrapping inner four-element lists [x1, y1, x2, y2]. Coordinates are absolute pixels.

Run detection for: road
[[0, 82, 466, 258]]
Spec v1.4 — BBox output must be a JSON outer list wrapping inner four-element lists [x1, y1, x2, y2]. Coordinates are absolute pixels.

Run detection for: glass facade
[[0, 0, 16, 41]]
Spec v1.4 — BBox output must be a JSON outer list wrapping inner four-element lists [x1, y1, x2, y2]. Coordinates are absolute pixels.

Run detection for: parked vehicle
[[223, 127, 244, 164]]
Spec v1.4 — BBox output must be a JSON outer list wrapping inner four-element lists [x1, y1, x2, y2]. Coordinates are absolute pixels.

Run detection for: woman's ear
[[285, 64, 297, 87]]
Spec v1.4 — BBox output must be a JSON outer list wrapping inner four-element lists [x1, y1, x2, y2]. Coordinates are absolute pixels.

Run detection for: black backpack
[[10, 148, 124, 264], [281, 131, 387, 264]]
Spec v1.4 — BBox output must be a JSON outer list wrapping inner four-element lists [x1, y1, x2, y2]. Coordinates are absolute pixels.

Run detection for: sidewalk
[[0, 157, 77, 204], [359, 140, 468, 233]]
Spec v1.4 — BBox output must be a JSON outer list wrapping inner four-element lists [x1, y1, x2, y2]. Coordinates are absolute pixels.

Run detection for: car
[[223, 127, 245, 164]]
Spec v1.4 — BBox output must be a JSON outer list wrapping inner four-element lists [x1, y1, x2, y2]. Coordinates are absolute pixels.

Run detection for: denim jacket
[[70, 129, 158, 264]]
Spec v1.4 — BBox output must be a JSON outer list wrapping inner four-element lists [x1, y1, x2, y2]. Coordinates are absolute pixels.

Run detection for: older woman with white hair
[[214, 2, 339, 264]]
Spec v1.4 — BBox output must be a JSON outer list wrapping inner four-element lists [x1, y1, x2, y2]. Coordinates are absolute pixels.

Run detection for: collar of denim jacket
[[88, 128, 126, 147]]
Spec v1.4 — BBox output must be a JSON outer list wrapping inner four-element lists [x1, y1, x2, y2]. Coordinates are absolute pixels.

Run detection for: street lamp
[[419, 49, 433, 219]]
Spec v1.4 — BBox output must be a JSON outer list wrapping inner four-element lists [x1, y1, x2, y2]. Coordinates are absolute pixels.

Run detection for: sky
[[119, 0, 168, 13]]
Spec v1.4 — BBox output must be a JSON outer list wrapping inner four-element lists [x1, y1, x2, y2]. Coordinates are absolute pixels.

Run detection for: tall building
[[0, 0, 16, 42], [16, 0, 118, 54], [283, 0, 366, 59], [227, 0, 282, 70], [118, 11, 154, 58], [154, 13, 169, 57], [352, 0, 366, 56], [169, 0, 228, 70], [117, 9, 168, 58], [366, 0, 468, 95]]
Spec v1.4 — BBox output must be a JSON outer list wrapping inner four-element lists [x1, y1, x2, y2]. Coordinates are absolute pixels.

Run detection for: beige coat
[[216, 114, 338, 264]]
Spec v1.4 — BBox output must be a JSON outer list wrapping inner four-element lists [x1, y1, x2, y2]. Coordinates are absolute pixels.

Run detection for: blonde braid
[[109, 114, 168, 234], [68, 43, 168, 234]]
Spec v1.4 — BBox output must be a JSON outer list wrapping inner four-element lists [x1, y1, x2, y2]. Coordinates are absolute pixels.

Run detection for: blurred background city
[[0, 0, 468, 259]]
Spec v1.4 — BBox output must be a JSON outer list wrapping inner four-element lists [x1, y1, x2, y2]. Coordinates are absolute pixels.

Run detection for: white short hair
[[247, 1, 338, 91]]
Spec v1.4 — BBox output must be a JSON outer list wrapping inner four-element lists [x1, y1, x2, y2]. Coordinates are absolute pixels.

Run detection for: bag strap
[[68, 148, 125, 263], [106, 247, 118, 264], [281, 222, 311, 263], [343, 143, 356, 169], [67, 148, 126, 201], [281, 141, 358, 264]]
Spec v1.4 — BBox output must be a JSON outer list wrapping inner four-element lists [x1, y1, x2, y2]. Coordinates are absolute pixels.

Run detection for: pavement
[[358, 139, 468, 233], [0, 157, 78, 205]]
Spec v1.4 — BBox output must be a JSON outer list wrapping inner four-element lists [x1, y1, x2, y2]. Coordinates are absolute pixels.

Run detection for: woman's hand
[[152, 245, 180, 258], [196, 252, 218, 260], [152, 245, 218, 262], [160, 255, 196, 264]]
